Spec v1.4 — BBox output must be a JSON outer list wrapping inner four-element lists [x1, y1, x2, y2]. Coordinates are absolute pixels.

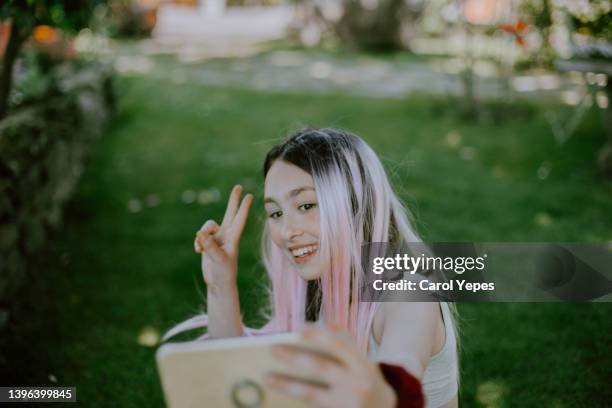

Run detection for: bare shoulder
[[372, 302, 440, 343], [376, 301, 440, 328]]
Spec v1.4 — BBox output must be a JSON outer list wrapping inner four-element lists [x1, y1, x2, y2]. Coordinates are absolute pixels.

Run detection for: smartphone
[[156, 332, 330, 408]]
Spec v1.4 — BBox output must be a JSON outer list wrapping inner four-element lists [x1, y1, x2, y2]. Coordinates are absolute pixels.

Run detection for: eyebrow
[[264, 186, 315, 204]]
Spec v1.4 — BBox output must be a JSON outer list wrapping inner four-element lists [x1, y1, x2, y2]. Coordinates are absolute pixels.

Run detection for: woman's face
[[264, 160, 323, 280]]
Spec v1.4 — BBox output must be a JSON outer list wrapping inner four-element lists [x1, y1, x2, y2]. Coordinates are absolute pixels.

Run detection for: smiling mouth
[[289, 245, 318, 264]]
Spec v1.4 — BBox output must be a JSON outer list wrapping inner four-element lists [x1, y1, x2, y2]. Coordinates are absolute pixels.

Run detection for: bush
[[0, 61, 115, 325]]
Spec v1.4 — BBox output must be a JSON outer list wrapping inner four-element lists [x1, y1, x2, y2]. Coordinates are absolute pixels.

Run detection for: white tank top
[[367, 302, 458, 408]]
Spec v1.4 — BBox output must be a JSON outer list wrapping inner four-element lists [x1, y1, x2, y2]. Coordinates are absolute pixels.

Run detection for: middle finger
[[221, 185, 242, 227], [271, 345, 345, 381], [300, 326, 367, 372]]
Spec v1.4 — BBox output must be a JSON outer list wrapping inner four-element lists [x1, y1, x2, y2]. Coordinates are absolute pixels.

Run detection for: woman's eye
[[268, 211, 282, 219], [299, 203, 317, 211]]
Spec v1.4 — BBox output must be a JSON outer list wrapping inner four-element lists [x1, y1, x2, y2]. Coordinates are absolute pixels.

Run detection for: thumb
[[202, 234, 226, 263]]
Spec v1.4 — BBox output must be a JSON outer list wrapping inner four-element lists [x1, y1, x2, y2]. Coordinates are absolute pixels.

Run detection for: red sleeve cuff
[[378, 362, 425, 408]]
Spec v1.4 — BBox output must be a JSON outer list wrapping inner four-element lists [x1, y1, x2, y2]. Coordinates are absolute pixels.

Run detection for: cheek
[[267, 221, 284, 248], [306, 209, 320, 238]]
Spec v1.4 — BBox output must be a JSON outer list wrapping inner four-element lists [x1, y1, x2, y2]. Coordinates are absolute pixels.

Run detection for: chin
[[295, 265, 323, 281]]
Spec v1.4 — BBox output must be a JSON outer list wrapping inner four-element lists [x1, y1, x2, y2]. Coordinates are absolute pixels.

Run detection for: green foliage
[[562, 0, 612, 40], [0, 0, 104, 32], [9, 52, 52, 106], [569, 13, 612, 41], [0, 0, 107, 118], [520, 0, 553, 31]]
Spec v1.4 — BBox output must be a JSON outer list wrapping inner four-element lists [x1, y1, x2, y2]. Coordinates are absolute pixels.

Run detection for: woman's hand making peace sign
[[194, 185, 253, 294]]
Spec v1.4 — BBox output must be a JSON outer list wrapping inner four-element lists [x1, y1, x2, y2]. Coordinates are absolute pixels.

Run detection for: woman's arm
[[195, 185, 252, 338], [374, 301, 442, 379], [206, 285, 244, 338]]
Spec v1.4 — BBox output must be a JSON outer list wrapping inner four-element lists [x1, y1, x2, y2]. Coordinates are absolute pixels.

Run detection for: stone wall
[[0, 62, 115, 328]]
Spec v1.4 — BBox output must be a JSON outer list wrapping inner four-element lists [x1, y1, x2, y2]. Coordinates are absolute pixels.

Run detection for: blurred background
[[1, 0, 611, 406]]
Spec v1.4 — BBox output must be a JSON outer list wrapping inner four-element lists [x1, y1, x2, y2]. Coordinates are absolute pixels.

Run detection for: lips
[[288, 244, 318, 264]]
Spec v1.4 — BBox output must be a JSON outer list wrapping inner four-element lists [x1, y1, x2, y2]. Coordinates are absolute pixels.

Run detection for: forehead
[[264, 160, 314, 197]]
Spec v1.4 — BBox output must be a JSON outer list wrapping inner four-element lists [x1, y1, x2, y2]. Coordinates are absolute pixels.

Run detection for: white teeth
[[291, 245, 318, 257]]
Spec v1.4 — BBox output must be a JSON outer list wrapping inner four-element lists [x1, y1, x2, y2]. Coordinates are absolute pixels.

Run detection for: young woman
[[166, 128, 458, 408]]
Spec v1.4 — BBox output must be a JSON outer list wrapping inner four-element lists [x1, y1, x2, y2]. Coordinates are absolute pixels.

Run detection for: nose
[[281, 215, 304, 242]]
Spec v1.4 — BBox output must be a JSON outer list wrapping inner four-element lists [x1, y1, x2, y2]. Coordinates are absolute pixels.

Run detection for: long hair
[[259, 128, 423, 351], [164, 127, 432, 352]]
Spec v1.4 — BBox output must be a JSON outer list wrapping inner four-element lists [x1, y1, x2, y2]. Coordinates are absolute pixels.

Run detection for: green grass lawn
[[2, 74, 611, 407]]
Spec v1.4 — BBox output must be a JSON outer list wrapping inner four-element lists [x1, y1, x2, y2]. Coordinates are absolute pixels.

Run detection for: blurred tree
[[0, 0, 102, 119], [292, 0, 426, 50], [106, 0, 158, 38], [520, 0, 554, 67], [335, 0, 427, 50], [335, 0, 405, 49]]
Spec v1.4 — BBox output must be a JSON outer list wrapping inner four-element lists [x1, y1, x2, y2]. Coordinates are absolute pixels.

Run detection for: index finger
[[300, 326, 366, 371], [227, 193, 253, 250], [221, 185, 242, 227]]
